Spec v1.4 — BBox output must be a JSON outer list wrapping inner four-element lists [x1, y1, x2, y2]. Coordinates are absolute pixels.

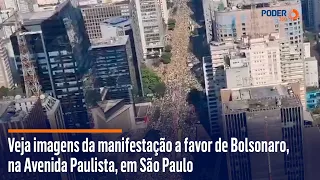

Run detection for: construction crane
[[14, 0, 41, 97]]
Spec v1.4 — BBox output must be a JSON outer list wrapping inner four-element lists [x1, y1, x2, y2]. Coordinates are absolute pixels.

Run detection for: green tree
[[0, 86, 9, 97], [141, 68, 161, 95], [172, 7, 177, 15], [218, 2, 225, 11], [168, 19, 176, 30], [85, 89, 101, 107], [161, 52, 172, 64], [168, 18, 176, 24], [162, 57, 171, 64], [164, 45, 172, 52], [166, 0, 173, 9], [154, 82, 166, 97]]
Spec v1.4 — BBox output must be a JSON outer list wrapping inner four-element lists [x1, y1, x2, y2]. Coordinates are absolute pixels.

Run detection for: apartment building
[[36, 0, 59, 6], [203, 33, 306, 135], [158, 0, 168, 24], [80, 1, 130, 41], [221, 83, 304, 180], [213, 1, 303, 51], [202, 0, 226, 44], [131, 0, 165, 59]]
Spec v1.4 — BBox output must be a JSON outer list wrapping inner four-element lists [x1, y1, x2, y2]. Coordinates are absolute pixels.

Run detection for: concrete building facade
[[12, 94, 76, 180], [80, 1, 130, 41], [157, 0, 168, 24], [203, 0, 307, 136], [131, 0, 165, 59], [91, 99, 151, 141], [313, 0, 320, 31], [203, 33, 306, 135], [0, 98, 53, 179], [221, 83, 304, 180], [304, 57, 319, 87], [212, 1, 304, 52]]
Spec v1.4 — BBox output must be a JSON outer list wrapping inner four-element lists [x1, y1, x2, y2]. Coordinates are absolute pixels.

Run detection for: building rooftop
[[89, 35, 129, 49], [210, 33, 280, 52], [102, 16, 131, 27], [1, 10, 55, 26], [0, 101, 28, 123], [219, 0, 299, 12], [98, 99, 123, 113], [222, 83, 301, 113], [305, 57, 317, 62], [1, 0, 69, 26], [79, 0, 129, 8]]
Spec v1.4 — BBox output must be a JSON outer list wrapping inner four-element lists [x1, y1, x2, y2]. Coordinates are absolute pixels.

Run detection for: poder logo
[[261, 9, 300, 22]]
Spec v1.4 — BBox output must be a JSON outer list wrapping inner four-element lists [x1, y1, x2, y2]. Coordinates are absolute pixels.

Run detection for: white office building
[[304, 57, 319, 87], [131, 0, 165, 59], [158, 0, 168, 24], [203, 33, 306, 135]]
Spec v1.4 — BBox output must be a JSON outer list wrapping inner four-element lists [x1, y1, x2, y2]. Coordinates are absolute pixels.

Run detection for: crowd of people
[[123, 1, 203, 179]]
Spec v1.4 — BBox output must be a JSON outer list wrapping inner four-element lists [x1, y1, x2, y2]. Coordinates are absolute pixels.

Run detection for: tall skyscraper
[[203, 0, 307, 136], [221, 83, 304, 180], [313, 0, 320, 31], [203, 33, 306, 135], [6, 1, 91, 129], [130, 0, 165, 60], [89, 35, 136, 103], [101, 17, 144, 96], [301, 0, 315, 30]]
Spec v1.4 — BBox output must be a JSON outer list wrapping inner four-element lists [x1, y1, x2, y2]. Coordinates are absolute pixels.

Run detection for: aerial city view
[[0, 0, 319, 179]]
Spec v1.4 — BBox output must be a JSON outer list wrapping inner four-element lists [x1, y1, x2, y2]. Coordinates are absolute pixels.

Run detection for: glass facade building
[[10, 1, 91, 129], [89, 35, 134, 103], [306, 90, 320, 110]]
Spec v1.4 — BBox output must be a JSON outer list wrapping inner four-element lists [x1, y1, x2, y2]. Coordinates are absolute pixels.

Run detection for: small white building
[[304, 42, 311, 58], [304, 57, 319, 87]]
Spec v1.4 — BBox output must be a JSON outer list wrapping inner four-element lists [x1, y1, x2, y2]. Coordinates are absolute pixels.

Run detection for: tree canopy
[[141, 68, 166, 97], [154, 82, 166, 97], [168, 18, 176, 30], [85, 89, 101, 107], [161, 52, 172, 64], [0, 86, 24, 98], [164, 45, 172, 52]]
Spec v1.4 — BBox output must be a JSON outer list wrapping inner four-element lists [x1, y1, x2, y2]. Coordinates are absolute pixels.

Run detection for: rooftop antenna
[[13, 0, 41, 97]]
